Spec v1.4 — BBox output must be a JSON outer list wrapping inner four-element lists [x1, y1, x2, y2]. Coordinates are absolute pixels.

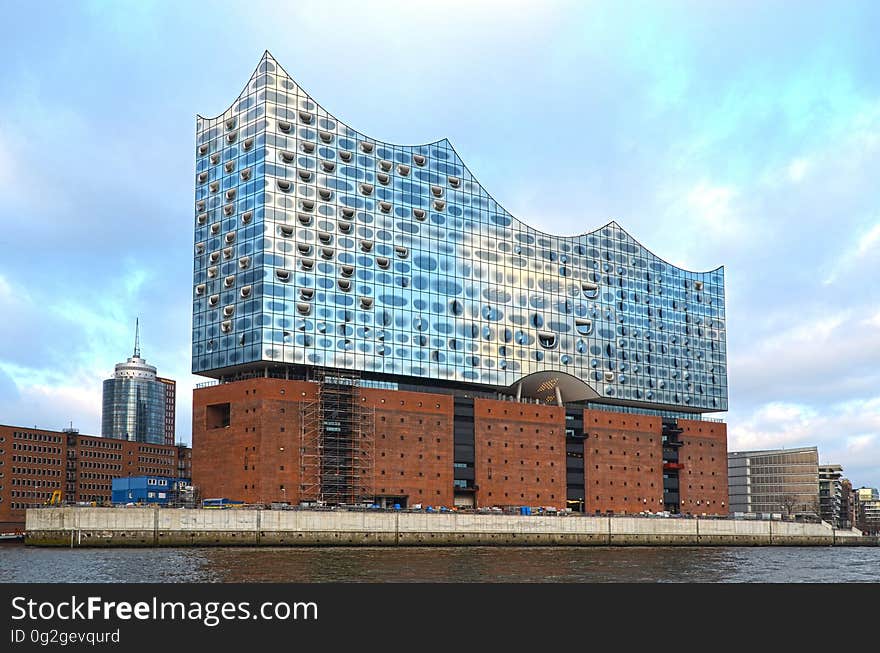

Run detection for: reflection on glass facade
[[101, 339, 167, 445], [193, 52, 728, 413]]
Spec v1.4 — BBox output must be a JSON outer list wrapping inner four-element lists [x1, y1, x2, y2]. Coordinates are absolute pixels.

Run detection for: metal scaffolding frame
[[300, 369, 374, 505]]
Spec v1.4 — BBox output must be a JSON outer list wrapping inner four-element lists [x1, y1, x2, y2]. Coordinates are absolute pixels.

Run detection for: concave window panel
[[575, 319, 593, 335]]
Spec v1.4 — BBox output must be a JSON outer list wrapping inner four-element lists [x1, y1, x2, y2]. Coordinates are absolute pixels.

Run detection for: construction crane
[[45, 490, 62, 506]]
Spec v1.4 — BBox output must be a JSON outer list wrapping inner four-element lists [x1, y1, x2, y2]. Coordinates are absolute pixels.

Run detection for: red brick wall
[[192, 379, 316, 503], [64, 437, 181, 504], [190, 380, 728, 515], [177, 445, 192, 481], [73, 437, 125, 504], [0, 425, 187, 525], [581, 410, 664, 515], [678, 419, 728, 515], [0, 425, 66, 524], [473, 399, 566, 509], [363, 389, 454, 507], [193, 381, 455, 507]]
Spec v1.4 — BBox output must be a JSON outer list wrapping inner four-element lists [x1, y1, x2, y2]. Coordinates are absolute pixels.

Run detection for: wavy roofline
[[198, 50, 724, 276], [195, 51, 269, 122]]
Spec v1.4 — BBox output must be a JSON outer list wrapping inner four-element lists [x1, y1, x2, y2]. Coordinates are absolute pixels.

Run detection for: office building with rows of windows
[[0, 424, 191, 528], [728, 447, 820, 517], [192, 52, 729, 514]]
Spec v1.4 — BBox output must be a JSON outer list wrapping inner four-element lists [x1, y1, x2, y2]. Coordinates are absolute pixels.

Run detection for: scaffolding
[[300, 369, 374, 505]]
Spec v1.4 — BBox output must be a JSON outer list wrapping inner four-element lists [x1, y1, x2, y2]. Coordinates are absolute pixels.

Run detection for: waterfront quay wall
[[25, 508, 877, 547]]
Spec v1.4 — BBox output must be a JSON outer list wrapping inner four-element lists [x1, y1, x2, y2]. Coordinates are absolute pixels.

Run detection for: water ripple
[[1, 545, 878, 583]]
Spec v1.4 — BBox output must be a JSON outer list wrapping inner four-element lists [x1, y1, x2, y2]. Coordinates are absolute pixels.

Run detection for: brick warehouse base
[[581, 412, 664, 514], [192, 379, 729, 515]]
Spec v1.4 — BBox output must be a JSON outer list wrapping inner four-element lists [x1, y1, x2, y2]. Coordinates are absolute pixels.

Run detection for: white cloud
[[0, 134, 12, 189], [823, 220, 880, 285], [0, 364, 105, 434], [0, 259, 161, 437], [23, 382, 103, 430], [684, 182, 741, 237], [854, 222, 880, 258], [761, 155, 814, 187], [729, 401, 817, 451], [863, 310, 880, 328], [0, 273, 12, 301], [787, 156, 811, 183], [730, 308, 880, 404], [644, 179, 750, 270], [846, 434, 876, 454], [728, 397, 880, 488]]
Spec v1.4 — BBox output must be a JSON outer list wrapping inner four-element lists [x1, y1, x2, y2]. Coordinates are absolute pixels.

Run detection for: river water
[[1, 544, 878, 582]]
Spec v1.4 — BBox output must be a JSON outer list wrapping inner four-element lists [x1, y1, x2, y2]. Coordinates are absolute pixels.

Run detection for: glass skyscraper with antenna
[[102, 321, 174, 445]]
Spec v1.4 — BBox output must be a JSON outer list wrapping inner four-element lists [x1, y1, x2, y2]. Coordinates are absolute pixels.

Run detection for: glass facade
[[101, 377, 166, 444], [193, 52, 728, 413]]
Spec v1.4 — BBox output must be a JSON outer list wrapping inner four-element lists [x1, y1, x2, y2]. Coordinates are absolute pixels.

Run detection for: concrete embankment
[[24, 508, 878, 547]]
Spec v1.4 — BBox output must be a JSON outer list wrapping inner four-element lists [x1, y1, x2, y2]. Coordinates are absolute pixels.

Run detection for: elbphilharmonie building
[[193, 52, 729, 514]]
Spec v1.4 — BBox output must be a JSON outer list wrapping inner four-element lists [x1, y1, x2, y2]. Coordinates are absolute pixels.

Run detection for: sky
[[0, 1, 878, 488]]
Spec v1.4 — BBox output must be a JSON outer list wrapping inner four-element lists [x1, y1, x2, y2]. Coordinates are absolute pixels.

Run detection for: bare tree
[[190, 486, 202, 509], [780, 495, 799, 517]]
